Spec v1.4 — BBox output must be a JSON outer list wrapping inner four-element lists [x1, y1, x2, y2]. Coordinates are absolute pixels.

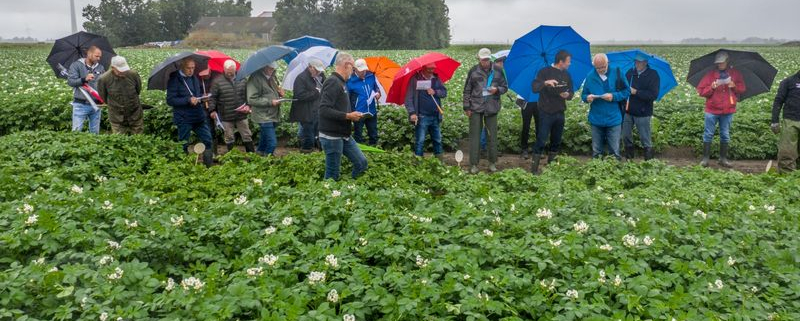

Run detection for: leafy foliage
[[1, 131, 799, 320]]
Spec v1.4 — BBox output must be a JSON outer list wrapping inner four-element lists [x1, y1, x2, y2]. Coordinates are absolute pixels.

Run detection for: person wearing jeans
[[696, 51, 746, 167], [623, 53, 660, 160], [581, 53, 630, 161], [247, 61, 284, 156], [404, 62, 448, 158], [349, 59, 381, 146], [530, 50, 574, 174], [66, 46, 105, 134], [318, 52, 368, 181]]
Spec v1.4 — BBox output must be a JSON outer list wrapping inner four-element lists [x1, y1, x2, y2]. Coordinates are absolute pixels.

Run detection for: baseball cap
[[308, 58, 326, 72], [478, 48, 492, 60], [110, 56, 130, 72], [354, 59, 369, 72]]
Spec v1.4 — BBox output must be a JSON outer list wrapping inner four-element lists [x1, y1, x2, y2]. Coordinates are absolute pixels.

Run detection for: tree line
[[274, 0, 450, 49], [83, 0, 252, 47]]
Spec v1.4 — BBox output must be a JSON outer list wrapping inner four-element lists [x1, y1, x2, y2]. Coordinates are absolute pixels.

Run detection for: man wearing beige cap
[[290, 58, 327, 152], [463, 48, 508, 173], [347, 58, 381, 146], [97, 55, 144, 135]]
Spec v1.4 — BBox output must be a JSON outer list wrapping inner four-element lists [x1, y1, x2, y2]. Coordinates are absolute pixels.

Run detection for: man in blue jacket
[[405, 63, 448, 159], [623, 54, 660, 160], [581, 53, 630, 160], [166, 58, 214, 167], [348, 58, 381, 146]]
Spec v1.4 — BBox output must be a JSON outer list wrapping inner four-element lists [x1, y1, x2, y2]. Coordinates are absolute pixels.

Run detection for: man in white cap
[[290, 57, 327, 153], [696, 50, 746, 167], [209, 59, 253, 153], [247, 61, 285, 156], [97, 55, 144, 135], [463, 47, 508, 173], [347, 58, 381, 146]]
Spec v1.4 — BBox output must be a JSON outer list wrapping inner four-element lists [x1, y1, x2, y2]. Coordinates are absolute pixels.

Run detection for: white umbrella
[[492, 49, 510, 61], [282, 46, 338, 91]]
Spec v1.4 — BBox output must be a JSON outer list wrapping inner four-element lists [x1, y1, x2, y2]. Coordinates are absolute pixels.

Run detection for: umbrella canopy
[[386, 52, 461, 105], [282, 35, 334, 63], [282, 46, 339, 91], [492, 49, 510, 61], [504, 25, 592, 102], [607, 49, 678, 101], [687, 49, 778, 101], [236, 45, 295, 81], [147, 52, 210, 90], [363, 56, 400, 105], [196, 50, 239, 74], [46, 31, 116, 79]]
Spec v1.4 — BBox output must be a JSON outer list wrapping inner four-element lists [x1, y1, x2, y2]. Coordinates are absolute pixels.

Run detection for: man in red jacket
[[696, 51, 746, 167]]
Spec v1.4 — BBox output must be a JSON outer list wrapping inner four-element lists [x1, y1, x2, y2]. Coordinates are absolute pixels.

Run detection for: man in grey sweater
[[67, 46, 105, 134]]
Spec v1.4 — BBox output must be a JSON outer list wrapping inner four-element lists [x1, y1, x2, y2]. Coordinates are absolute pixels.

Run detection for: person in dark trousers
[[517, 95, 539, 160], [771, 70, 800, 172], [318, 52, 368, 181], [623, 54, 660, 161], [290, 58, 326, 153], [348, 58, 381, 146], [463, 48, 508, 174], [404, 62, 448, 159], [166, 58, 214, 167], [530, 50, 574, 174], [209, 60, 254, 153], [67, 45, 105, 134]]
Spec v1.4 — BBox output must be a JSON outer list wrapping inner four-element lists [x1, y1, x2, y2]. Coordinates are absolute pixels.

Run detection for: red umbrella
[[386, 52, 460, 105], [196, 50, 240, 74]]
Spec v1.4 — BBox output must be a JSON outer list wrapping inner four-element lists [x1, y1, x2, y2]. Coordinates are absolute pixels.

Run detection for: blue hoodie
[[581, 68, 630, 127], [347, 71, 380, 115]]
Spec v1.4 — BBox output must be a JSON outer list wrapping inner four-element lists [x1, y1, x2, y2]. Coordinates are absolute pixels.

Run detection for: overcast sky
[[2, 0, 796, 43]]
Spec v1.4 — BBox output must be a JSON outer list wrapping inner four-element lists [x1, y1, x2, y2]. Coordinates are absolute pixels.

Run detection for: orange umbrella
[[363, 56, 400, 105]]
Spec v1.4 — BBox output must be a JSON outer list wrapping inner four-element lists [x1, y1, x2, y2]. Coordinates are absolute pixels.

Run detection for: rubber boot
[[521, 148, 529, 160], [202, 149, 214, 168], [531, 154, 542, 175], [644, 148, 654, 161], [718, 143, 732, 168], [547, 152, 558, 164], [700, 142, 711, 167], [244, 141, 255, 153]]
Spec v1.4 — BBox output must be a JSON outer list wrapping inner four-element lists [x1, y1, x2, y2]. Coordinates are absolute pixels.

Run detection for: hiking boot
[[488, 163, 498, 172], [521, 148, 530, 160], [470, 165, 480, 174], [624, 145, 634, 160], [202, 150, 214, 168], [547, 152, 558, 164], [226, 143, 235, 153], [700, 142, 711, 167], [244, 141, 255, 153], [644, 147, 654, 161]]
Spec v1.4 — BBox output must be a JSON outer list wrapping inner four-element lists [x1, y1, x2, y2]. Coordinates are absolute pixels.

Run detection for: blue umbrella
[[607, 49, 677, 101], [282, 35, 334, 63], [236, 45, 295, 81], [505, 25, 592, 102]]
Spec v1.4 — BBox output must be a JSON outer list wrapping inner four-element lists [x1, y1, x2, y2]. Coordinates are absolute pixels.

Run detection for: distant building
[[190, 15, 277, 42], [256, 11, 273, 18]]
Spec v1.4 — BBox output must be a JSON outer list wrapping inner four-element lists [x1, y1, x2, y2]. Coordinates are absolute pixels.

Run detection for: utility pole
[[70, 0, 78, 33]]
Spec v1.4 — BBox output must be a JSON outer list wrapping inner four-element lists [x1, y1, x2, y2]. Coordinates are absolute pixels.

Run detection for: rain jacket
[[581, 68, 630, 127], [209, 74, 248, 122], [97, 70, 142, 125], [347, 71, 380, 115], [247, 70, 282, 124], [772, 71, 800, 123], [166, 71, 207, 124], [625, 67, 660, 117], [462, 63, 508, 115], [697, 68, 746, 115]]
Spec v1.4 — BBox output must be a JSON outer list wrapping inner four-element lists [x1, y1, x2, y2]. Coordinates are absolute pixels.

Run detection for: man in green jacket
[[97, 56, 144, 135], [247, 61, 284, 156]]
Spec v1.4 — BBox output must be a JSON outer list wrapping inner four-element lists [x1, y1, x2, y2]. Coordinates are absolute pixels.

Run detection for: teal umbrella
[[236, 45, 295, 81]]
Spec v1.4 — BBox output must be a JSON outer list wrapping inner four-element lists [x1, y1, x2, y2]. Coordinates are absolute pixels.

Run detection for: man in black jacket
[[622, 54, 660, 160], [318, 52, 368, 181], [209, 60, 253, 153], [530, 50, 574, 174], [771, 70, 800, 172], [290, 58, 327, 153]]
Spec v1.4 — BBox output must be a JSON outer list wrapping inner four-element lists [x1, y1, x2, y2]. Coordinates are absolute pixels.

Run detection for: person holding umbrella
[[290, 58, 327, 153], [318, 52, 368, 181], [247, 61, 285, 156], [771, 70, 800, 172], [67, 46, 105, 134], [404, 62, 448, 159], [581, 53, 630, 161], [696, 51, 746, 167], [530, 50, 574, 174], [348, 58, 381, 146], [463, 48, 508, 174], [209, 60, 254, 153], [623, 54, 661, 161], [166, 57, 214, 167], [97, 55, 143, 135]]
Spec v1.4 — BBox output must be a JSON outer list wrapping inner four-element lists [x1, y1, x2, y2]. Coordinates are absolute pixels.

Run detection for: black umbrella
[[147, 52, 210, 90], [46, 31, 116, 79], [687, 49, 778, 101]]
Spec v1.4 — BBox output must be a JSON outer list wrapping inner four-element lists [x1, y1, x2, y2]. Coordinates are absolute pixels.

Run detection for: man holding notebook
[[404, 62, 448, 159]]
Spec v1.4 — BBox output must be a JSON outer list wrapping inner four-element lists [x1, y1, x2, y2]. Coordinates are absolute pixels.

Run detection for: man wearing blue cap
[[623, 54, 660, 160]]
